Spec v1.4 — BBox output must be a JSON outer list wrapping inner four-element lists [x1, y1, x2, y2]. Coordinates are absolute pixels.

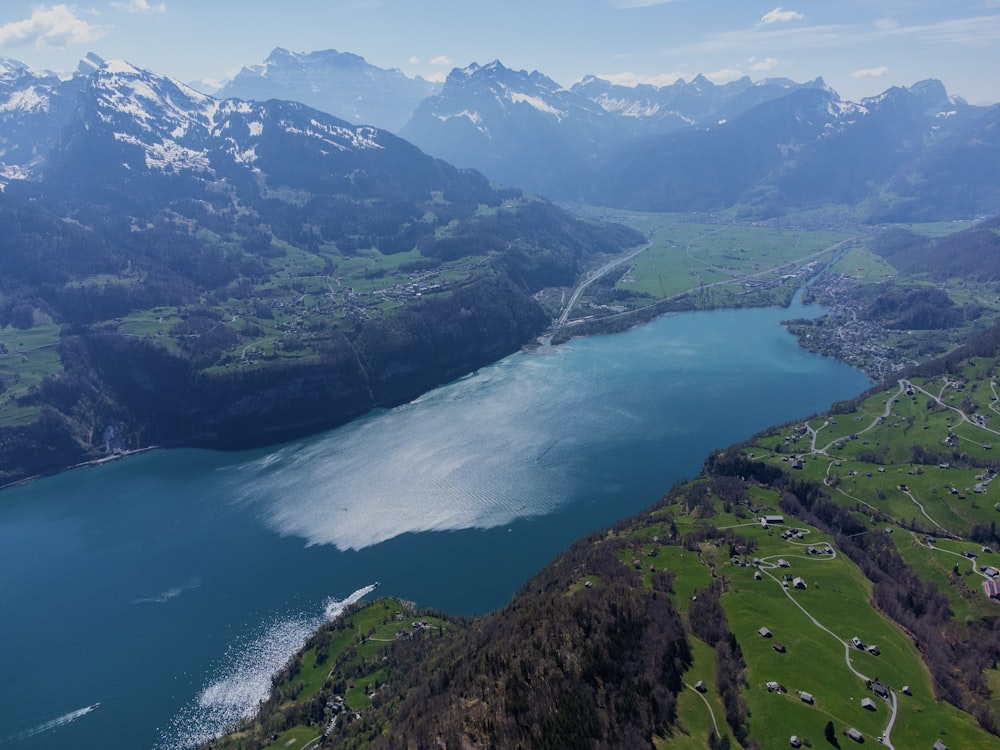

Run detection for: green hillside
[[208, 323, 1000, 749]]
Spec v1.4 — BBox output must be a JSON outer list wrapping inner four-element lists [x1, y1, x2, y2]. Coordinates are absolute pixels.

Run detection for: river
[[0, 297, 871, 749]]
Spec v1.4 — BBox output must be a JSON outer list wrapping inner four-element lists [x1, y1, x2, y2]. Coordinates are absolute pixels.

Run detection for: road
[[556, 243, 650, 326]]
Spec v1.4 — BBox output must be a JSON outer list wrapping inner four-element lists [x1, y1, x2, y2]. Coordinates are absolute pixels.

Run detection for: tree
[[825, 720, 839, 747]]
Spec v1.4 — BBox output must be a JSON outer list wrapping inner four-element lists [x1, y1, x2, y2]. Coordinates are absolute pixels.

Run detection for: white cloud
[[851, 66, 889, 79], [112, 0, 166, 13], [750, 56, 780, 72], [424, 71, 447, 83], [408, 55, 420, 65], [609, 0, 686, 7], [429, 55, 452, 66], [0, 4, 107, 49], [760, 7, 804, 25], [592, 71, 688, 87], [704, 67, 745, 84]]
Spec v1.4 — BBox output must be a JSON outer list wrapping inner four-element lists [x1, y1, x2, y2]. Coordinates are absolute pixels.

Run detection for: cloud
[[670, 14, 1000, 59], [874, 17, 899, 31], [408, 55, 420, 65], [609, 0, 686, 7], [704, 67, 745, 84], [760, 7, 805, 25], [425, 71, 448, 83], [429, 55, 452, 66], [750, 56, 780, 72], [851, 66, 889, 79], [591, 71, 688, 87], [0, 4, 107, 49], [112, 0, 166, 12]]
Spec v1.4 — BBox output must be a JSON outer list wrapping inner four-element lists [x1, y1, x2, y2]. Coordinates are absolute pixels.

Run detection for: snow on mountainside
[[216, 47, 438, 132], [0, 57, 83, 182], [400, 60, 624, 198], [31, 55, 393, 191]]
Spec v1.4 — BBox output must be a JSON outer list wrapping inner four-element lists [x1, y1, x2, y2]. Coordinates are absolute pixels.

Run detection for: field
[[0, 320, 62, 425], [561, 211, 857, 323]]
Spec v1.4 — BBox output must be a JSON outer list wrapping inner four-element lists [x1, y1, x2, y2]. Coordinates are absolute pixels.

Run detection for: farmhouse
[[984, 578, 1000, 599], [790, 736, 802, 748], [763, 514, 785, 524], [933, 740, 948, 750], [773, 642, 786, 653], [799, 691, 813, 704], [861, 697, 876, 711], [851, 636, 864, 648], [846, 727, 863, 742], [759, 626, 772, 638], [695, 680, 706, 693], [793, 576, 806, 589]]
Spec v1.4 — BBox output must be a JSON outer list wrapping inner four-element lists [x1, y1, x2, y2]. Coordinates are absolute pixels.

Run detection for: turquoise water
[[0, 301, 870, 749]]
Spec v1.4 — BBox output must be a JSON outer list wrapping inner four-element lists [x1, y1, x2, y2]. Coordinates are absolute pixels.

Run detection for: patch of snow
[[0, 86, 49, 113], [509, 91, 564, 119], [248, 120, 264, 137], [104, 60, 142, 76]]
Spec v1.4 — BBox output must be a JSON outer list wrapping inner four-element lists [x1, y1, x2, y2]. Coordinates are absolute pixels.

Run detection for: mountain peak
[[77, 51, 105, 76]]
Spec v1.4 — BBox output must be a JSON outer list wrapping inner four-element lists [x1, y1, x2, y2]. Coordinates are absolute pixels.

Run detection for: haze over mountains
[[218, 48, 1000, 222], [2, 48, 999, 223]]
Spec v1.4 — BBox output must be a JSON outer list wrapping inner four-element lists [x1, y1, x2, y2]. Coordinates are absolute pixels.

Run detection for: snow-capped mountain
[[0, 56, 86, 181], [570, 73, 832, 133], [400, 60, 626, 199], [30, 54, 463, 216], [215, 48, 439, 132]]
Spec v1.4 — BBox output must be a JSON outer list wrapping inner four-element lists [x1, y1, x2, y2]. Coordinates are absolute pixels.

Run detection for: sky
[[0, 1, 999, 105]]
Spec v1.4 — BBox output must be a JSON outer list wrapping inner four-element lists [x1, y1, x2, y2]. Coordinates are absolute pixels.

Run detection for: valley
[[1, 39, 999, 750]]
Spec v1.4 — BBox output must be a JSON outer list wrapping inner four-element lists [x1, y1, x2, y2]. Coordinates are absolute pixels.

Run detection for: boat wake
[[156, 583, 376, 750], [1, 703, 99, 744]]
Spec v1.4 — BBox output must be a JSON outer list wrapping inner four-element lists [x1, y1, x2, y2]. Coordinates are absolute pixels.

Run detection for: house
[[793, 576, 806, 589], [984, 578, 1000, 599], [778, 559, 790, 568], [799, 691, 813, 704], [773, 642, 786, 653], [846, 727, 863, 742], [868, 644, 880, 655], [695, 680, 707, 693], [933, 740, 948, 750], [759, 627, 772, 638], [754, 570, 762, 580], [764, 514, 785, 524], [861, 697, 876, 711], [790, 736, 802, 748], [766, 681, 782, 692], [851, 636, 864, 649], [902, 685, 911, 696], [873, 681, 889, 698]]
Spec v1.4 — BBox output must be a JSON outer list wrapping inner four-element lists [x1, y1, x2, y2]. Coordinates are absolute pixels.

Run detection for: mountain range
[[0, 52, 640, 484], [207, 49, 1000, 221]]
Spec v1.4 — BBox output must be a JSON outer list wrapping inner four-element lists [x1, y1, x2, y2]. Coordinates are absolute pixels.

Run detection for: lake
[[0, 299, 871, 749]]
